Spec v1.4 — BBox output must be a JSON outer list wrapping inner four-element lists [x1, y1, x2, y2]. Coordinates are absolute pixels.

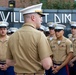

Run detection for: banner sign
[[0, 8, 76, 33]]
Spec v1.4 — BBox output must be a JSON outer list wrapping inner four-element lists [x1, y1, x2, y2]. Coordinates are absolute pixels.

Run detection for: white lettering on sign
[[20, 13, 24, 23], [0, 11, 10, 21], [11, 12, 13, 22], [43, 13, 49, 23], [0, 11, 24, 23], [0, 11, 73, 24], [14, 12, 18, 23], [54, 14, 71, 23]]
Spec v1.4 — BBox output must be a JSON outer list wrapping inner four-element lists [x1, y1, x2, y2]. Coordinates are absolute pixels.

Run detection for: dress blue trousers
[[69, 61, 76, 75], [46, 64, 69, 75], [0, 66, 15, 75]]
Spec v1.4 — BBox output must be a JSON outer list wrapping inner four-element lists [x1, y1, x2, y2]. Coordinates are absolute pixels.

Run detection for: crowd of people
[[0, 3, 76, 75]]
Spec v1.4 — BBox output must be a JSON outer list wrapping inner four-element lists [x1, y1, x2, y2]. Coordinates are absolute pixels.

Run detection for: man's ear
[[31, 15, 35, 21]]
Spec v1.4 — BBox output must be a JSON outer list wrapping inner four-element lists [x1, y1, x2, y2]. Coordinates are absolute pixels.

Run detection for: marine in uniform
[[49, 24, 73, 75], [45, 27, 50, 36], [6, 3, 53, 75], [38, 25, 45, 33], [69, 21, 76, 75], [45, 22, 56, 75], [47, 22, 56, 44], [7, 27, 18, 36], [0, 21, 15, 75]]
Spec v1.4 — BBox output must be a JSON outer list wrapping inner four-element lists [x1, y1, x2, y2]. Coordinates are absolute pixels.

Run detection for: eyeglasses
[[55, 29, 63, 32], [49, 27, 54, 30]]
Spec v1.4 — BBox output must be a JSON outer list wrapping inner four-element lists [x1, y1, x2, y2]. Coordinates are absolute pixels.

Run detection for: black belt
[[21, 73, 35, 75], [15, 70, 44, 75], [16, 73, 44, 75], [53, 61, 63, 64]]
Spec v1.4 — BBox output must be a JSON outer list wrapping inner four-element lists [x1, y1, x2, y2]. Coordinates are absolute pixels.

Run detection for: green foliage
[[73, 1, 76, 9], [39, 0, 47, 8], [39, 0, 76, 9]]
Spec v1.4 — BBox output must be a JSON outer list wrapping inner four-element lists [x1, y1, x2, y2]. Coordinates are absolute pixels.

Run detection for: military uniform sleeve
[[66, 39, 73, 54], [38, 32, 53, 60], [6, 38, 13, 60]]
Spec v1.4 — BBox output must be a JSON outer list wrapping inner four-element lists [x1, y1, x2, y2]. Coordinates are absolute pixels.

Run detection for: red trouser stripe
[[66, 65, 70, 75]]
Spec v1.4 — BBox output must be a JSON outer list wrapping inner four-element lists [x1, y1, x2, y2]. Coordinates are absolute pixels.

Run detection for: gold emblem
[[35, 10, 42, 13]]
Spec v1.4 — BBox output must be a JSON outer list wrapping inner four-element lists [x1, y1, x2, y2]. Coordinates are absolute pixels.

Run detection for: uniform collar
[[47, 35, 56, 40], [70, 35, 76, 41], [56, 36, 65, 40], [56, 36, 65, 45], [22, 23, 36, 28], [0, 35, 9, 42]]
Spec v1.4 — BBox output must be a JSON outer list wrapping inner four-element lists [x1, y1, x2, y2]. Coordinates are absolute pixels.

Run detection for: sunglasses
[[55, 29, 63, 32], [49, 27, 54, 30], [71, 26, 76, 29]]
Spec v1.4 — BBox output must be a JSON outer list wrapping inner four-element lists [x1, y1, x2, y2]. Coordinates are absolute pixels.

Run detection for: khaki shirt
[[6, 23, 53, 73], [51, 36, 73, 63], [47, 35, 56, 46], [0, 35, 9, 61], [69, 35, 76, 56]]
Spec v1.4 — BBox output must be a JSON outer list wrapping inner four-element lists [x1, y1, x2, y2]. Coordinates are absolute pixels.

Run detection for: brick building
[[0, 0, 75, 8], [0, 0, 40, 8]]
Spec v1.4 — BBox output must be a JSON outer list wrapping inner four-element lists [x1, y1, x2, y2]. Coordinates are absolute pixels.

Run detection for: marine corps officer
[[47, 22, 56, 44], [46, 22, 56, 75], [69, 21, 76, 75], [50, 24, 73, 75], [0, 21, 15, 75], [6, 3, 53, 75]]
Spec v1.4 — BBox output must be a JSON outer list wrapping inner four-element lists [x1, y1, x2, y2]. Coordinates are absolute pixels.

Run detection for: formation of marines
[[0, 3, 76, 75]]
